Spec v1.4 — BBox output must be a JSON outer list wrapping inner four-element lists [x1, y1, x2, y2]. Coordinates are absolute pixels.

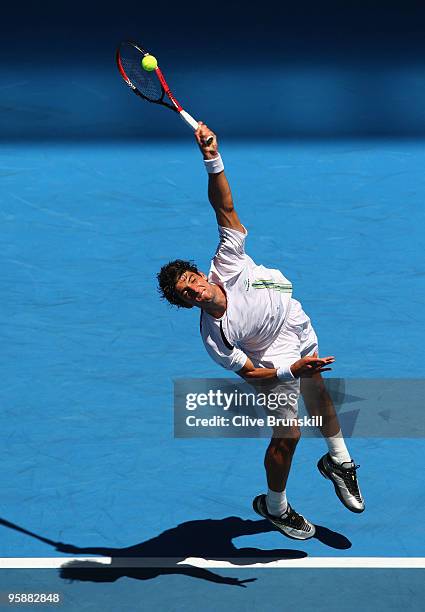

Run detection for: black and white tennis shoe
[[317, 453, 365, 513], [253, 495, 316, 540]]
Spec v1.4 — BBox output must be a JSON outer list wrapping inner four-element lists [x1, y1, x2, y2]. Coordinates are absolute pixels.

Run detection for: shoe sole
[[317, 458, 365, 514], [253, 496, 316, 540]]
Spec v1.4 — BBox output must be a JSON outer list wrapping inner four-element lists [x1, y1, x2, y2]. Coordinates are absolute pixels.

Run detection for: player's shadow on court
[[0, 515, 351, 587], [55, 517, 304, 587]]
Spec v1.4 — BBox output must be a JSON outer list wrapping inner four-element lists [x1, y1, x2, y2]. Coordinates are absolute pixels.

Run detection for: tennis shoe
[[317, 453, 365, 513], [253, 495, 316, 540]]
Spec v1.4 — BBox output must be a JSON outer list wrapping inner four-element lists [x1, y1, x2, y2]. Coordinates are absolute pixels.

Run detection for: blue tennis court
[[1, 139, 424, 610]]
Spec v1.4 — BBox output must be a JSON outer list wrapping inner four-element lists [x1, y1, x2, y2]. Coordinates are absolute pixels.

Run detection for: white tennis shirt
[[200, 225, 293, 371]]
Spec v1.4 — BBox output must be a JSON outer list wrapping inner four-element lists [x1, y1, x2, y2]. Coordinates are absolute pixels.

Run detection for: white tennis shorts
[[249, 298, 319, 421], [252, 298, 319, 369]]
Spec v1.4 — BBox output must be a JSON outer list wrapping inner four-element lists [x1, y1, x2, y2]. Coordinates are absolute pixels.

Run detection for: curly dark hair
[[157, 259, 200, 308]]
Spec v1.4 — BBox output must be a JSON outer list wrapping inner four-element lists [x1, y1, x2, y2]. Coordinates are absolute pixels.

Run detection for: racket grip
[[179, 110, 198, 130], [179, 110, 214, 145]]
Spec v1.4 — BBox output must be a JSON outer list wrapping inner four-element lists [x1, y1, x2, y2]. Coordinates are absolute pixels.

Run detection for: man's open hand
[[195, 122, 219, 160], [290, 353, 335, 378]]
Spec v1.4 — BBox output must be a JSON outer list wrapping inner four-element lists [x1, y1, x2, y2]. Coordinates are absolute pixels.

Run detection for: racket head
[[116, 41, 176, 111]]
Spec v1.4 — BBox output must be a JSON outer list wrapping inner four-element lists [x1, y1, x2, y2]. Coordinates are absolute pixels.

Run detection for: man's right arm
[[195, 122, 244, 233]]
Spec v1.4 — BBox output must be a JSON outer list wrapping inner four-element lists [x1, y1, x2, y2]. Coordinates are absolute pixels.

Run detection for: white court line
[[181, 557, 425, 569], [0, 558, 111, 569], [0, 557, 423, 569]]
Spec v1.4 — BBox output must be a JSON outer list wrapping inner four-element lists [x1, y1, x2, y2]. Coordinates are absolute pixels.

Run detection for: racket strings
[[119, 42, 163, 102]]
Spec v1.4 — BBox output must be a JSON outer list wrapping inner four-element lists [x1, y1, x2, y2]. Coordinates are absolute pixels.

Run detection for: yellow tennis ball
[[141, 55, 158, 71]]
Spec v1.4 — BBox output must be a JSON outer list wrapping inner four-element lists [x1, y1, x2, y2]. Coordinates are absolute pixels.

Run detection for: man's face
[[175, 270, 216, 308]]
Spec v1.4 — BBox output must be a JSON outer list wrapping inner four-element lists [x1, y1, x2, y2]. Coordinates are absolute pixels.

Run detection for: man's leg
[[301, 373, 365, 513], [253, 425, 316, 539], [300, 372, 351, 463], [264, 426, 300, 515]]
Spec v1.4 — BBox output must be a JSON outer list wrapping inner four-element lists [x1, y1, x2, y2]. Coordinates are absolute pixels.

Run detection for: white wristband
[[276, 364, 296, 380], [204, 154, 224, 174]]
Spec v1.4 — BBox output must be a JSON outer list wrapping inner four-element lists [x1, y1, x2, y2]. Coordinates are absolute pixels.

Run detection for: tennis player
[[157, 123, 364, 540]]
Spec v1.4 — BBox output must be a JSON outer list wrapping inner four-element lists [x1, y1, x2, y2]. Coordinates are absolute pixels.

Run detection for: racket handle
[[179, 110, 198, 130], [180, 110, 214, 145]]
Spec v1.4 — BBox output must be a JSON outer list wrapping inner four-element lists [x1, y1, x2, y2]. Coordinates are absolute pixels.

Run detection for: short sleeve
[[202, 330, 248, 372], [211, 225, 248, 281]]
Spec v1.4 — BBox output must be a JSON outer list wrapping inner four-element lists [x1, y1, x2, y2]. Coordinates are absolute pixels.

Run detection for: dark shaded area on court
[[3, 1, 425, 139], [5, 1, 425, 64]]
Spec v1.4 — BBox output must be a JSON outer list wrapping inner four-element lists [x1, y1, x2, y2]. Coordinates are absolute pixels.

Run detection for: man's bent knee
[[271, 425, 301, 447]]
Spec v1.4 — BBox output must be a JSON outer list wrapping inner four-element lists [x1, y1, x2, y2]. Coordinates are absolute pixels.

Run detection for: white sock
[[266, 488, 288, 517], [326, 430, 351, 464]]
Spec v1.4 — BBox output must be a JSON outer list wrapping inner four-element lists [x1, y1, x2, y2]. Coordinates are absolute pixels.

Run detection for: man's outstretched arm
[[238, 355, 336, 380], [195, 122, 244, 233]]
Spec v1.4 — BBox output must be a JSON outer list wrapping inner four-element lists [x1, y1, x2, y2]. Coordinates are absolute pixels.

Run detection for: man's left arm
[[195, 122, 244, 233], [238, 355, 335, 380]]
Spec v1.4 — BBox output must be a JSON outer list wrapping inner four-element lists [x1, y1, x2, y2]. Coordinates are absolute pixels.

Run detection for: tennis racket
[[116, 41, 213, 144]]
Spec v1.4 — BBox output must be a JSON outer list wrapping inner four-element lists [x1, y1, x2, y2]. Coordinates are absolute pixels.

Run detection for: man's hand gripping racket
[[116, 41, 213, 144], [194, 122, 218, 157]]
